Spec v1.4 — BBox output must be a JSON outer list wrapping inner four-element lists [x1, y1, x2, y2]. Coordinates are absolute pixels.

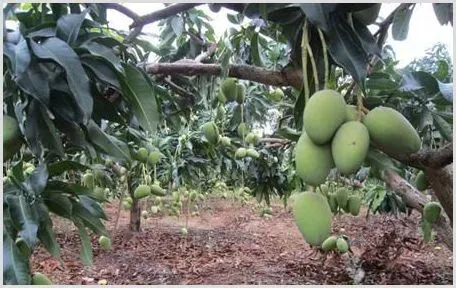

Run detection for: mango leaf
[[78, 195, 107, 220], [366, 78, 397, 90], [432, 3, 453, 26], [48, 160, 89, 177], [86, 120, 131, 161], [366, 149, 400, 173], [250, 32, 264, 67], [437, 81, 453, 102], [392, 6, 413, 41], [170, 16, 184, 37], [36, 202, 61, 258], [25, 163, 48, 196], [80, 40, 123, 73], [299, 4, 338, 32], [15, 62, 50, 107], [30, 37, 92, 123], [326, 13, 369, 85], [3, 232, 31, 285], [43, 192, 73, 219], [433, 114, 453, 141], [120, 63, 159, 134], [72, 200, 108, 235], [74, 219, 93, 266], [50, 3, 69, 21], [56, 9, 89, 45], [14, 37, 31, 75], [81, 55, 120, 89], [5, 195, 39, 249], [352, 17, 381, 57]]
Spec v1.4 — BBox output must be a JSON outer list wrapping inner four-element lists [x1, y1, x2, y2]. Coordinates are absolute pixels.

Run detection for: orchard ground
[[31, 196, 452, 285]]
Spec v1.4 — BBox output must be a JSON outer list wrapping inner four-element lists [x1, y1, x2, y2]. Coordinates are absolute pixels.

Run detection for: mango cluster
[[295, 90, 421, 186], [133, 147, 161, 166], [321, 184, 362, 216], [218, 78, 246, 104]]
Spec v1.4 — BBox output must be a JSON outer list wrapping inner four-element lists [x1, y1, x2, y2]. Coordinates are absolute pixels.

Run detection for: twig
[[130, 3, 202, 28], [317, 28, 329, 89], [301, 20, 310, 104]]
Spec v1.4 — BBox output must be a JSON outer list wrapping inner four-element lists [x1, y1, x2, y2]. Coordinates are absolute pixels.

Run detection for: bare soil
[[31, 197, 453, 285]]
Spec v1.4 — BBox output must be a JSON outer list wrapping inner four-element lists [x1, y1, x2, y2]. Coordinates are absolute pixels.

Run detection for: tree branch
[[104, 3, 140, 20], [386, 142, 453, 170], [384, 170, 453, 249], [130, 3, 203, 28], [146, 62, 302, 89]]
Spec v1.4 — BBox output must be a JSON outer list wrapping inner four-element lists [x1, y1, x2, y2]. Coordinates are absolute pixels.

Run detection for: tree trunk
[[128, 176, 141, 232], [425, 164, 453, 225], [384, 170, 453, 249]]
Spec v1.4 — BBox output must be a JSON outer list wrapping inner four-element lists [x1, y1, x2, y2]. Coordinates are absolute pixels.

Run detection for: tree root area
[[31, 198, 452, 285]]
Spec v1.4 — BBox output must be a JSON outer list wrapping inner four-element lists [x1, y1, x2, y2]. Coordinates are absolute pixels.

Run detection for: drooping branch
[[386, 142, 453, 170], [383, 170, 453, 249], [146, 62, 303, 89], [130, 3, 202, 28]]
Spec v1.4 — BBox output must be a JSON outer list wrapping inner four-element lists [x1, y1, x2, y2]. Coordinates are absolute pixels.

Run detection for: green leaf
[[56, 9, 89, 45], [370, 187, 387, 213], [30, 37, 92, 123], [5, 195, 39, 249], [433, 114, 453, 141], [366, 149, 400, 173], [74, 220, 93, 266], [250, 32, 264, 67], [72, 200, 108, 235], [3, 232, 31, 285], [25, 164, 49, 196], [299, 4, 337, 32], [14, 37, 31, 75], [392, 6, 414, 41], [43, 192, 73, 219], [78, 195, 107, 220], [48, 160, 89, 177], [366, 78, 397, 90], [36, 202, 61, 258], [80, 40, 123, 73], [15, 62, 50, 106], [86, 120, 131, 161], [120, 63, 159, 134], [437, 81, 453, 102], [80, 55, 120, 89], [327, 13, 369, 85], [432, 3, 453, 26], [50, 3, 68, 21], [170, 16, 184, 37]]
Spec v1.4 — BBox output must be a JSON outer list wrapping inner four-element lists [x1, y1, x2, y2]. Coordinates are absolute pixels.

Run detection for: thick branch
[[383, 170, 453, 249], [104, 3, 139, 20], [386, 142, 453, 170], [130, 3, 202, 28], [146, 62, 302, 89]]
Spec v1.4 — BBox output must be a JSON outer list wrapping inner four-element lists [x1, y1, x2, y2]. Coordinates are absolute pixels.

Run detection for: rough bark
[[425, 164, 453, 225], [146, 62, 303, 89], [385, 142, 452, 170], [384, 170, 453, 249], [128, 176, 141, 232]]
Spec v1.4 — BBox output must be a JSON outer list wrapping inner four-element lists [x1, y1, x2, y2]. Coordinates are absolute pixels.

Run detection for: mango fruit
[[295, 132, 334, 186], [148, 151, 161, 165], [221, 78, 238, 102], [220, 136, 231, 147], [345, 105, 364, 122], [3, 115, 23, 162], [236, 83, 246, 104], [331, 121, 370, 175], [98, 236, 111, 251], [150, 184, 166, 196], [423, 202, 441, 223], [363, 106, 421, 155], [336, 237, 349, 253], [347, 195, 361, 216], [235, 147, 247, 159], [237, 123, 248, 137], [414, 171, 429, 191], [32, 272, 53, 285], [134, 185, 151, 199], [292, 191, 332, 246], [303, 90, 346, 144], [125, 197, 133, 205], [245, 132, 260, 145], [246, 148, 260, 159], [335, 188, 349, 209], [201, 121, 219, 145], [328, 194, 338, 214], [269, 88, 283, 102], [136, 147, 149, 163], [141, 210, 149, 219], [321, 236, 338, 251], [217, 90, 227, 103]]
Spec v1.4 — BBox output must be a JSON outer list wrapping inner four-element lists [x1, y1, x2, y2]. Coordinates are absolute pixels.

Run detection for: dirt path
[[31, 198, 453, 285]]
